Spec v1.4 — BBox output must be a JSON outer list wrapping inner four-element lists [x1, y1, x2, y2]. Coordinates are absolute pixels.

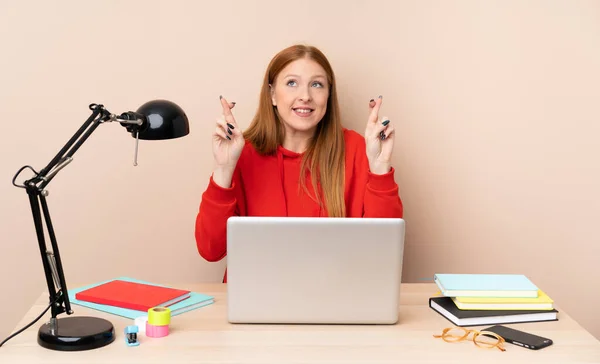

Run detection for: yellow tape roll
[[147, 307, 171, 326]]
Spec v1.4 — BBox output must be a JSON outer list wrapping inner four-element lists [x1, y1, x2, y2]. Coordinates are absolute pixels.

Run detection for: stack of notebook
[[429, 273, 558, 326], [69, 277, 214, 319]]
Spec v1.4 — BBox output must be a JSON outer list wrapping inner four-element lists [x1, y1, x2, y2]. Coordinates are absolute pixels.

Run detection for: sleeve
[[194, 166, 245, 262], [363, 167, 404, 218]]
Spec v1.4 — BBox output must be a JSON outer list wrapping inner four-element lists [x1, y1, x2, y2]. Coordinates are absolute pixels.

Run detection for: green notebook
[[433, 273, 539, 298]]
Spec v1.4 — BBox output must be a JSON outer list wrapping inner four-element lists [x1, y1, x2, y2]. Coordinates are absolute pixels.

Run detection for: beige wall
[[1, 0, 599, 341]]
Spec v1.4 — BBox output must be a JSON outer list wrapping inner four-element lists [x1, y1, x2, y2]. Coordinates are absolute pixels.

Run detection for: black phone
[[481, 325, 553, 350]]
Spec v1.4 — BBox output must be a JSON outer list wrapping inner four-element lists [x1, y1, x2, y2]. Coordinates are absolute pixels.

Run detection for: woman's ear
[[269, 84, 276, 106]]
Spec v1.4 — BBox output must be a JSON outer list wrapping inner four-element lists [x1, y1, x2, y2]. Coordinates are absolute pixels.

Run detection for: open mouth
[[292, 108, 314, 117]]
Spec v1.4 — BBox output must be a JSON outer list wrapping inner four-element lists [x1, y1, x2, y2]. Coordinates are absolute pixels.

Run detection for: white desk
[[1, 283, 599, 363]]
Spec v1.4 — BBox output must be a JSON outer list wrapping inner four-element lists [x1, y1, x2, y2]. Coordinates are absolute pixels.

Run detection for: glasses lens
[[443, 327, 468, 342], [474, 332, 500, 348]]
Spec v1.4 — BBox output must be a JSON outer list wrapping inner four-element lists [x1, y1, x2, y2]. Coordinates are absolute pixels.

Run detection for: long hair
[[243, 44, 346, 217]]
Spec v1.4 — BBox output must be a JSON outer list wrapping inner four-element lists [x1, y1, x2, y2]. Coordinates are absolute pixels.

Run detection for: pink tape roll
[[146, 322, 169, 338]]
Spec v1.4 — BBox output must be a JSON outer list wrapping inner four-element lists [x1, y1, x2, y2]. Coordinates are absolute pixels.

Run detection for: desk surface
[[1, 283, 599, 363]]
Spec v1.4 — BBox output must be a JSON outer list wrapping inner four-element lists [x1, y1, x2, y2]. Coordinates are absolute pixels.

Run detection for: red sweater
[[195, 129, 403, 282]]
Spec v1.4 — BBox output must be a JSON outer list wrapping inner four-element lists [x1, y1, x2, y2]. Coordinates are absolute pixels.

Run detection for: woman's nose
[[299, 86, 312, 101]]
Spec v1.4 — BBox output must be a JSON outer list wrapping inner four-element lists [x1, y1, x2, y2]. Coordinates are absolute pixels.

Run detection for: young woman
[[195, 44, 403, 282]]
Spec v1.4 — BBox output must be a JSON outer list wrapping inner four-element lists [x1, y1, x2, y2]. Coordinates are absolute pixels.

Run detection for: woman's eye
[[312, 82, 323, 88], [287, 80, 297, 86]]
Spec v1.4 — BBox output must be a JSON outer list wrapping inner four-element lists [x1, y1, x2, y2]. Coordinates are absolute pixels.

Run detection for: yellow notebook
[[452, 290, 554, 310]]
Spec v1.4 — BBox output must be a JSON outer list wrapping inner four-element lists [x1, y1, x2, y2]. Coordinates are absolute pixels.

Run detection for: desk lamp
[[9, 100, 189, 351]]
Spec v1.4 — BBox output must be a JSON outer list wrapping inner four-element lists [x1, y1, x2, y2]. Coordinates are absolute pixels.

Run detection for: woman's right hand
[[212, 96, 245, 188]]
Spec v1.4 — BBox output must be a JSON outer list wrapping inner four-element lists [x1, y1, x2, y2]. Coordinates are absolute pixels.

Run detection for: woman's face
[[270, 58, 329, 136]]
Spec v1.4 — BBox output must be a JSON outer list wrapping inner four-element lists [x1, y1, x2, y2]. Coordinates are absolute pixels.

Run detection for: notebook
[[75, 279, 191, 311], [429, 296, 558, 326], [452, 290, 554, 310], [68, 277, 214, 319], [434, 273, 539, 298]]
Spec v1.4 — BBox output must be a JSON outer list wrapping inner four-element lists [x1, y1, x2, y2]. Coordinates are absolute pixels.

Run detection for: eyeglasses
[[433, 326, 506, 351]]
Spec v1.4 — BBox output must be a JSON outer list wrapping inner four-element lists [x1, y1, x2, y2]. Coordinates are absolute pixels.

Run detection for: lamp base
[[38, 316, 115, 351]]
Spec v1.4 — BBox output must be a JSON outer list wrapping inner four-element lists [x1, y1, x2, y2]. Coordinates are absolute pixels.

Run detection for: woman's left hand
[[364, 96, 395, 174]]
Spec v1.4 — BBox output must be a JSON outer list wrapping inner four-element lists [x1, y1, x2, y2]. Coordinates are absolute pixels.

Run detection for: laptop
[[226, 216, 405, 324]]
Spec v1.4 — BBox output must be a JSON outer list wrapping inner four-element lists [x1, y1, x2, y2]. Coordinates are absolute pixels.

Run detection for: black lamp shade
[[135, 100, 190, 140]]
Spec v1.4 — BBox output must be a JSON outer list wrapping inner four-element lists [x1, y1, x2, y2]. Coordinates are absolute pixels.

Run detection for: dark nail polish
[[231, 102, 236, 105], [378, 95, 382, 99], [219, 95, 223, 99], [227, 128, 232, 135], [227, 123, 234, 129], [382, 119, 390, 126], [226, 135, 231, 140], [370, 99, 374, 102]]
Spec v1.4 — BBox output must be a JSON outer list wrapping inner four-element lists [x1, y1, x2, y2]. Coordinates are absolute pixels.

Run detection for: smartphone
[[481, 325, 553, 350]]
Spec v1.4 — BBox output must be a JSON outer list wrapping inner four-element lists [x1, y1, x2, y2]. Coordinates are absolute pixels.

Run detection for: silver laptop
[[226, 216, 405, 324]]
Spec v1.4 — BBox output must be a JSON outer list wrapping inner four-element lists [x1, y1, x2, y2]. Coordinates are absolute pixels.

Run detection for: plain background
[[1, 0, 599, 341]]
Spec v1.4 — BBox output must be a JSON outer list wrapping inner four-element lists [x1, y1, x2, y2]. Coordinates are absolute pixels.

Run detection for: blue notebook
[[68, 276, 214, 319], [434, 273, 539, 298]]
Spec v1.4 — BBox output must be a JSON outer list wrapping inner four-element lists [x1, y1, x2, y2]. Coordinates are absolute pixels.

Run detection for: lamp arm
[[37, 105, 144, 190], [36, 104, 106, 182], [13, 103, 144, 322]]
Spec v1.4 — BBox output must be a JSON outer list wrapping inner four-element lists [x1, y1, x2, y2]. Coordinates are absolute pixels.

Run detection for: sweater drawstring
[[277, 150, 288, 216]]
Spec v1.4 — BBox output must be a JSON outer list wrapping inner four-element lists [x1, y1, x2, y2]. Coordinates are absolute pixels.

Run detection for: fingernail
[[382, 119, 390, 126], [227, 128, 232, 135], [369, 99, 374, 102], [227, 123, 234, 129], [226, 135, 231, 140], [219, 95, 223, 99], [231, 102, 236, 105], [378, 95, 382, 99]]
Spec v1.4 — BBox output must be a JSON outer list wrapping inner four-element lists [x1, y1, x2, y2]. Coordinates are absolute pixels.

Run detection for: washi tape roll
[[134, 316, 148, 333], [146, 322, 169, 338], [148, 307, 171, 326]]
